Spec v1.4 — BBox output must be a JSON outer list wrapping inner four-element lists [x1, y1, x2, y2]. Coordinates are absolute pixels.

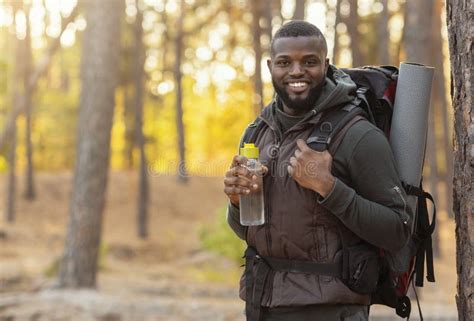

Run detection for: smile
[[288, 82, 308, 88]]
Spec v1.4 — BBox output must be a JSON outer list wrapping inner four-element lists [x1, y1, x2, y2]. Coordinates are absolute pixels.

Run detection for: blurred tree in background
[[59, 0, 123, 288]]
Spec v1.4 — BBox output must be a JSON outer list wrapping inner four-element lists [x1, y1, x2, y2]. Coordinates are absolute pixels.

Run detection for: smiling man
[[223, 21, 411, 321]]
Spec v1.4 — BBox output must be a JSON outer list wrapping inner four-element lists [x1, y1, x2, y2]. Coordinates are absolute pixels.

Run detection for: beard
[[272, 79, 325, 114]]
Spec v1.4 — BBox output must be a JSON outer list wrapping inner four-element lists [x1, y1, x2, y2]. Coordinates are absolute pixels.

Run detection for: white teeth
[[288, 82, 307, 88]]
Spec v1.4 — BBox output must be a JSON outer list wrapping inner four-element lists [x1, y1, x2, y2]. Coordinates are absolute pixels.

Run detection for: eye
[[304, 59, 319, 66], [276, 60, 290, 67]]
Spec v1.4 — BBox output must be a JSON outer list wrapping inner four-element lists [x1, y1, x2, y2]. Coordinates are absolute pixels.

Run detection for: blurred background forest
[[0, 0, 457, 320]]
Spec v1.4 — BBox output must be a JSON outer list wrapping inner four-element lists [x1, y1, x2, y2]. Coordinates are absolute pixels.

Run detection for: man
[[223, 21, 411, 321]]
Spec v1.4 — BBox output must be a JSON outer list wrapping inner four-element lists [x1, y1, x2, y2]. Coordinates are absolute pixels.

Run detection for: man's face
[[268, 36, 329, 115]]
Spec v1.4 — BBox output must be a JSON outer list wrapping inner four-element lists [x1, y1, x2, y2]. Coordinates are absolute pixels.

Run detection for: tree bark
[[23, 4, 36, 200], [134, 0, 149, 239], [432, 0, 453, 218], [174, 0, 188, 183], [293, 0, 306, 20], [332, 0, 342, 65], [347, 0, 363, 66], [5, 123, 16, 223], [5, 2, 22, 223], [250, 0, 264, 114], [403, 0, 435, 64], [59, 0, 123, 288], [377, 0, 390, 65], [446, 1, 474, 320]]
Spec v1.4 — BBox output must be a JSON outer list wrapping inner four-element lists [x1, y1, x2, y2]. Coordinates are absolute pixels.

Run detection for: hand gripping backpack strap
[[307, 103, 367, 153]]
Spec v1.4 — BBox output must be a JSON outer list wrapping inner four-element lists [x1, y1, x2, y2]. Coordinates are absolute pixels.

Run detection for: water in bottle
[[239, 144, 265, 226]]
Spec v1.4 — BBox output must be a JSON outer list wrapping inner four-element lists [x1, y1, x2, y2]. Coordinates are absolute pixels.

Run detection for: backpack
[[241, 66, 436, 320]]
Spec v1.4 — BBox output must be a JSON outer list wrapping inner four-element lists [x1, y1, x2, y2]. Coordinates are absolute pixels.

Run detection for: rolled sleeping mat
[[390, 62, 434, 231]]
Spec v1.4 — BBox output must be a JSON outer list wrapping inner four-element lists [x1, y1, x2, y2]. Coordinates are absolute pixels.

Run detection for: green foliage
[[199, 206, 246, 264]]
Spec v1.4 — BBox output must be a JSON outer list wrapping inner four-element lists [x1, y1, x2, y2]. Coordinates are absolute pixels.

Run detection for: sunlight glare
[[208, 32, 224, 50], [211, 63, 237, 85], [281, 0, 295, 20], [15, 10, 27, 40], [157, 80, 174, 95], [166, 1, 178, 14], [75, 17, 86, 31], [306, 2, 327, 33], [30, 3, 46, 38], [194, 69, 210, 93], [242, 56, 256, 78], [0, 5, 13, 27], [60, 0, 77, 16], [60, 23, 76, 47], [358, 0, 375, 17], [196, 47, 213, 62], [46, 12, 61, 38]]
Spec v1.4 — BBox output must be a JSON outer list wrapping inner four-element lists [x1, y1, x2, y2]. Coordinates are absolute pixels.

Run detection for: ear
[[324, 58, 330, 74], [266, 58, 272, 73]]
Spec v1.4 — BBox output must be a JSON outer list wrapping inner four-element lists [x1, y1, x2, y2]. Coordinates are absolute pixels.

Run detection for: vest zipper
[[259, 117, 281, 257]]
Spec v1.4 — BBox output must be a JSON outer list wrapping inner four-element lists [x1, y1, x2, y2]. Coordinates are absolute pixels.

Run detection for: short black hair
[[271, 20, 328, 57]]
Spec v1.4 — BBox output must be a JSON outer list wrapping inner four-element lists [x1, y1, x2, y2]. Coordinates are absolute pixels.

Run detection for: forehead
[[272, 36, 326, 58]]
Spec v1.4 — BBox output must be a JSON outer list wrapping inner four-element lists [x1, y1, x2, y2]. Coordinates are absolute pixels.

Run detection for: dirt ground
[[0, 172, 459, 321]]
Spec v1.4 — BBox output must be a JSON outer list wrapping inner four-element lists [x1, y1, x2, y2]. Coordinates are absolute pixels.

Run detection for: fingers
[[224, 185, 252, 196], [231, 155, 248, 167], [224, 175, 256, 189], [226, 165, 254, 179], [296, 139, 310, 152]]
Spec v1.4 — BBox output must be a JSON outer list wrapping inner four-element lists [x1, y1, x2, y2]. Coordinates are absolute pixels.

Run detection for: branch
[[0, 5, 81, 151]]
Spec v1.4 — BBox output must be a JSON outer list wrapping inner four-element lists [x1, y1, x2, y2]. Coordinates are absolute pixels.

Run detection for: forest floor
[[0, 172, 458, 321]]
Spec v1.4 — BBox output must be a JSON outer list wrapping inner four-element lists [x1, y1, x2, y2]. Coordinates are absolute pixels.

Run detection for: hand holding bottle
[[223, 154, 267, 206], [224, 144, 267, 226]]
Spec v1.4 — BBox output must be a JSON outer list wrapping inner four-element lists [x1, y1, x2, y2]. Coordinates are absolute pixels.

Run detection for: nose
[[289, 62, 304, 76]]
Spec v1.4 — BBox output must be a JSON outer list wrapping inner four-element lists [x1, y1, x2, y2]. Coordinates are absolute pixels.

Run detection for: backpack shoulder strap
[[240, 117, 266, 147], [306, 103, 367, 154]]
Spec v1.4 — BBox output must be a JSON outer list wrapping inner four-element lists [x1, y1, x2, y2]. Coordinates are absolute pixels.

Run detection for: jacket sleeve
[[319, 125, 412, 252], [227, 202, 247, 240]]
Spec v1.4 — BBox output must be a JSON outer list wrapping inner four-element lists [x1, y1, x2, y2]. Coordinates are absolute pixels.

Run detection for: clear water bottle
[[239, 143, 265, 226]]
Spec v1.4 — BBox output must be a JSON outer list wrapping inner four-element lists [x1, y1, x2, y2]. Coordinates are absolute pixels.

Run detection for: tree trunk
[[59, 0, 123, 288], [293, 0, 306, 20], [134, 0, 149, 239], [347, 0, 363, 66], [174, 0, 188, 183], [250, 0, 264, 114], [5, 124, 16, 223], [432, 0, 454, 218], [403, 0, 435, 64], [123, 83, 135, 169], [446, 1, 473, 320], [5, 2, 22, 222], [377, 0, 390, 65], [332, 0, 342, 65], [24, 4, 36, 200]]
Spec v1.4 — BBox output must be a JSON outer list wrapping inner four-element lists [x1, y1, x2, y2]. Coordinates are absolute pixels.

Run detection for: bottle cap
[[240, 143, 259, 158]]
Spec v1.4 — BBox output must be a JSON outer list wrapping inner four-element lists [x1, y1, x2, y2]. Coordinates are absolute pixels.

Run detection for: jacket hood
[[261, 65, 357, 123]]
